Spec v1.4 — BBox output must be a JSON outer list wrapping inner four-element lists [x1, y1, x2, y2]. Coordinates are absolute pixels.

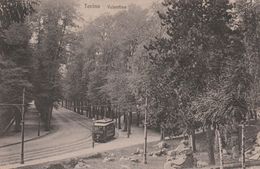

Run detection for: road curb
[[0, 130, 52, 149]]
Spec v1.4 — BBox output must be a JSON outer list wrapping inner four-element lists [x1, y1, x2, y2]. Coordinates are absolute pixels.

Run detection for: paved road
[[0, 108, 93, 166]]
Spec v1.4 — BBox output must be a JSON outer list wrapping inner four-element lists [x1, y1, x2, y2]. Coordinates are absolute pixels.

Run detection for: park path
[[0, 106, 49, 149]]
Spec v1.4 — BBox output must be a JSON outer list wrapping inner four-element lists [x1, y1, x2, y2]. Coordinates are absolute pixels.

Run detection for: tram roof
[[94, 118, 114, 126]]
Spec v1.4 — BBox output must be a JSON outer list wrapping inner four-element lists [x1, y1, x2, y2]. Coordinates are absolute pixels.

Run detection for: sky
[[77, 0, 161, 23], [76, 0, 237, 24]]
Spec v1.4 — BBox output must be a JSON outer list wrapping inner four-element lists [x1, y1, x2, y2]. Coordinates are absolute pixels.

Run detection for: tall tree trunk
[[76, 100, 79, 113], [14, 110, 21, 132], [96, 106, 99, 120], [86, 104, 89, 118], [129, 112, 132, 135], [77, 100, 80, 114], [118, 111, 121, 129], [160, 126, 165, 141], [190, 128, 196, 152], [98, 106, 101, 120], [45, 112, 50, 131], [231, 123, 240, 159], [108, 106, 110, 118], [127, 112, 130, 138], [80, 101, 83, 115], [241, 124, 245, 169], [115, 107, 117, 127], [45, 105, 53, 131], [91, 105, 94, 119], [129, 111, 132, 129], [102, 106, 105, 119], [92, 105, 95, 119], [137, 112, 140, 126], [111, 106, 114, 120], [73, 100, 76, 112], [207, 126, 215, 165], [217, 128, 224, 169], [123, 112, 127, 131], [238, 125, 242, 154], [89, 105, 91, 118], [104, 106, 106, 118], [254, 109, 257, 121]]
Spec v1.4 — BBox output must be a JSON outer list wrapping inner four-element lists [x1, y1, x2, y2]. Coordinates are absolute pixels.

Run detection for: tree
[[32, 0, 78, 130], [0, 0, 36, 29], [145, 0, 247, 164], [0, 0, 36, 133], [236, 0, 260, 120]]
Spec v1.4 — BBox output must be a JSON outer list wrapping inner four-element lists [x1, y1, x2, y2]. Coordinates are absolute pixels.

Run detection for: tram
[[92, 119, 115, 142]]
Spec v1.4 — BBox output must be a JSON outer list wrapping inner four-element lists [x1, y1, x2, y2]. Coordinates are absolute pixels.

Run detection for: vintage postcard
[[0, 0, 259, 169]]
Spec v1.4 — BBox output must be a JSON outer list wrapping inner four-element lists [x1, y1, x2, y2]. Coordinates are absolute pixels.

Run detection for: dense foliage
[[0, 0, 36, 132], [63, 0, 260, 164], [0, 0, 78, 132]]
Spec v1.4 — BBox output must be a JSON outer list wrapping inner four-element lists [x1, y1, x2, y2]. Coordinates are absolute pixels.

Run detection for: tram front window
[[94, 126, 104, 134]]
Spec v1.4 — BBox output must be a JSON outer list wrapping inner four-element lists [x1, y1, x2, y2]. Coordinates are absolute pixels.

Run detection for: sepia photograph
[[0, 0, 260, 169]]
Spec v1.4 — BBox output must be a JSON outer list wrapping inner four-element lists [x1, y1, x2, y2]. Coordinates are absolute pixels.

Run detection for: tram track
[[0, 108, 94, 166]]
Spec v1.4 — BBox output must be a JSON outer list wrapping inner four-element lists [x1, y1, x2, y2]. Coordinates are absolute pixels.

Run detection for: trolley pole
[[143, 95, 148, 164], [21, 88, 25, 164]]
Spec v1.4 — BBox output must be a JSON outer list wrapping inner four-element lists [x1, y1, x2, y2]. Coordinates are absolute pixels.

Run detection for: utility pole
[[21, 88, 25, 164], [217, 127, 223, 169], [92, 118, 95, 148], [115, 106, 118, 128], [38, 113, 41, 136], [241, 123, 245, 169], [118, 105, 121, 129], [127, 111, 131, 138], [143, 94, 148, 164]]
